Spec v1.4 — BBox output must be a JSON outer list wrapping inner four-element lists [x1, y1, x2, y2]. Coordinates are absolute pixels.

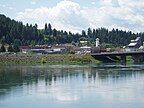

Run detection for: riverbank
[[0, 54, 100, 65]]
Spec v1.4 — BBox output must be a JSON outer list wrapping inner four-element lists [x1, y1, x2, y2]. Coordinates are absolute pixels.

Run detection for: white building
[[96, 38, 99, 47], [126, 37, 142, 51]]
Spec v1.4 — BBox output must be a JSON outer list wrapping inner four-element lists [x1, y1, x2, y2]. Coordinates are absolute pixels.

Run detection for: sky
[[0, 0, 144, 33]]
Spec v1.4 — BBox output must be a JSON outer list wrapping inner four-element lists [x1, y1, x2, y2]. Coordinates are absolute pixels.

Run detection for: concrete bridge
[[91, 51, 144, 64]]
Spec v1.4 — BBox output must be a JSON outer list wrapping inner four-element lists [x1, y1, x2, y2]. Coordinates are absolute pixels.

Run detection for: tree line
[[0, 14, 144, 49]]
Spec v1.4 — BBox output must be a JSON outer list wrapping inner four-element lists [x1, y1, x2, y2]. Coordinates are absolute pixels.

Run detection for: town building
[[20, 45, 68, 54], [126, 37, 142, 51]]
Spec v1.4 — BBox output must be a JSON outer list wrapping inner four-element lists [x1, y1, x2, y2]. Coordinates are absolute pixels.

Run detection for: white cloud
[[15, 0, 144, 33], [16, 0, 88, 33]]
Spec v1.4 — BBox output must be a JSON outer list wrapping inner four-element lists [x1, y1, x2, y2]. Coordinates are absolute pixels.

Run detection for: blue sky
[[0, 0, 144, 33], [0, 0, 101, 18]]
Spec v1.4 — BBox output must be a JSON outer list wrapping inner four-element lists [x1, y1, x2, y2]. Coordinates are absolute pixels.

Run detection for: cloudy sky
[[0, 0, 144, 33]]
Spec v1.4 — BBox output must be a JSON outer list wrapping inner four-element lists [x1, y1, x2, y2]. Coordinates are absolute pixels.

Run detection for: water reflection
[[0, 64, 144, 108]]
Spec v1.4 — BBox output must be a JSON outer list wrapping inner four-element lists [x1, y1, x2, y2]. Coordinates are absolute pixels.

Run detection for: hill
[[0, 14, 144, 47]]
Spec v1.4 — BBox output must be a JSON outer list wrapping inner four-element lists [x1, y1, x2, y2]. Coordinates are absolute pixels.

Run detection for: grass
[[0, 53, 139, 65], [126, 56, 134, 64], [0, 53, 100, 65]]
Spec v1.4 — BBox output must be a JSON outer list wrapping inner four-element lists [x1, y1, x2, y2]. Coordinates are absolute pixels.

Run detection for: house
[[74, 46, 91, 54], [127, 37, 142, 51], [20, 45, 67, 54]]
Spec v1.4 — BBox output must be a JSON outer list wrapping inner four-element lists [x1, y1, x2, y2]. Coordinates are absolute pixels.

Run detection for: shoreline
[[0, 54, 99, 65]]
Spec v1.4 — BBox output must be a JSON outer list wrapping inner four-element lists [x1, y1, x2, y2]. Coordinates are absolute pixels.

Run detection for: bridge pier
[[132, 55, 144, 64], [120, 55, 126, 64]]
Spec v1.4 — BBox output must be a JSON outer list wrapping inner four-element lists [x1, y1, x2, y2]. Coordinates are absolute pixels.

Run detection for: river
[[0, 64, 144, 108]]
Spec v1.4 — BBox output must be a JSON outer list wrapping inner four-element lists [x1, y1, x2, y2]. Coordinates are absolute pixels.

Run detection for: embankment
[[0, 54, 99, 64]]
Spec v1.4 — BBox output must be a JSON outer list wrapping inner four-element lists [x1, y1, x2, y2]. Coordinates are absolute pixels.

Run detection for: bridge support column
[[133, 55, 144, 64], [120, 55, 126, 64]]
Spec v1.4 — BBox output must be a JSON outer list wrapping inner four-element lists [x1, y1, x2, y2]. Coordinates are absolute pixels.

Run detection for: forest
[[0, 14, 144, 48]]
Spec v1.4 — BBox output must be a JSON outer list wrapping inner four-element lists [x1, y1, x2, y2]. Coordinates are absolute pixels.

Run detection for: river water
[[0, 64, 144, 108]]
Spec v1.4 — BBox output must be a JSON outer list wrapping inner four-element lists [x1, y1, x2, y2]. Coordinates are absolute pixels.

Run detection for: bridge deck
[[91, 51, 144, 56], [91, 51, 144, 63]]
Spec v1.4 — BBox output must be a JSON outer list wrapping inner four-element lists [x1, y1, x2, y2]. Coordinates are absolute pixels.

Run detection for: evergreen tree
[[48, 23, 52, 35], [92, 29, 96, 39], [0, 45, 6, 52], [53, 28, 57, 37], [82, 30, 86, 37], [7, 45, 13, 52], [87, 28, 92, 38], [14, 39, 21, 46], [0, 14, 144, 46], [44, 23, 48, 35], [13, 45, 20, 52]]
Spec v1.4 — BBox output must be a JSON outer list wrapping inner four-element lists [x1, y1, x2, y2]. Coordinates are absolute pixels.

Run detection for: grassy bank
[[0, 54, 100, 65]]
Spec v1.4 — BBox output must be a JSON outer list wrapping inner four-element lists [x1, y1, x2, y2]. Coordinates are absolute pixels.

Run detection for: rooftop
[[128, 42, 137, 47]]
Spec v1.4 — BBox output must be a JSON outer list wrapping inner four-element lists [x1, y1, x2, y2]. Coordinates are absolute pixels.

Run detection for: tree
[[53, 28, 57, 37], [0, 45, 6, 52], [82, 30, 86, 37], [13, 45, 20, 52], [92, 29, 96, 39], [14, 39, 21, 46], [87, 28, 92, 38], [31, 40, 36, 46], [44, 23, 48, 35], [48, 23, 52, 35], [7, 45, 13, 52], [0, 36, 6, 44], [1, 14, 144, 47]]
